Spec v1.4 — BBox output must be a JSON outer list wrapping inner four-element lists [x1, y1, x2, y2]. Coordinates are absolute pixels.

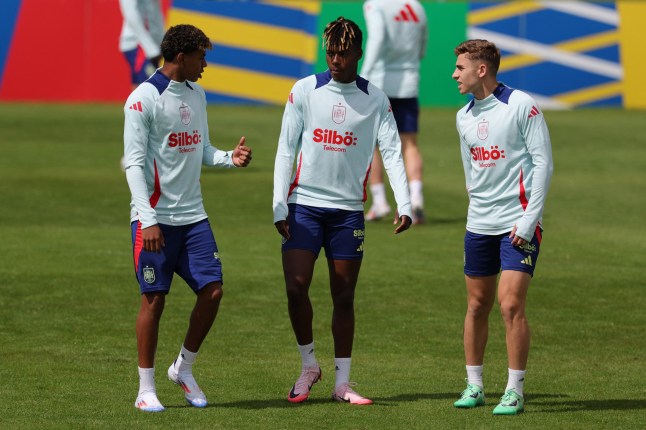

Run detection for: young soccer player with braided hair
[[273, 17, 412, 405]]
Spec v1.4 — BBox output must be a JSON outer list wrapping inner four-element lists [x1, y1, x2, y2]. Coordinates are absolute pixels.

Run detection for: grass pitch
[[0, 104, 644, 429]]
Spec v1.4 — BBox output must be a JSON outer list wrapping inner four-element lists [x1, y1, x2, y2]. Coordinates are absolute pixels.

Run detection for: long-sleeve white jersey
[[360, 0, 427, 98], [457, 83, 554, 241], [273, 71, 412, 223], [119, 0, 164, 59], [124, 70, 235, 229]]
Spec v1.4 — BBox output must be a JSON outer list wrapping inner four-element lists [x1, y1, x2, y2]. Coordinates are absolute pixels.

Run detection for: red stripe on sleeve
[[288, 153, 303, 197], [518, 168, 528, 210], [362, 164, 372, 202], [149, 159, 161, 208]]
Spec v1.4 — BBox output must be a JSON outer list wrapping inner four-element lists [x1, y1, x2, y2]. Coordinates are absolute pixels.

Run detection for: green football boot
[[492, 389, 524, 415], [453, 383, 485, 408]]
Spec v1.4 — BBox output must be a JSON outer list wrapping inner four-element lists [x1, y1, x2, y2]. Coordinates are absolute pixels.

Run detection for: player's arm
[[273, 83, 305, 238], [514, 102, 554, 242], [419, 14, 428, 60], [119, 0, 162, 60], [123, 89, 164, 252], [377, 100, 412, 233], [360, 2, 386, 76], [458, 118, 473, 198]]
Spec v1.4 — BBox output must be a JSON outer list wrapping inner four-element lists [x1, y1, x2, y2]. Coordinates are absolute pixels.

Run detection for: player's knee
[[467, 298, 493, 320], [201, 282, 223, 304], [499, 300, 524, 321]]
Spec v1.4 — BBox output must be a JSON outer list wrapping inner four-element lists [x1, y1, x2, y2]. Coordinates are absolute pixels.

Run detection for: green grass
[[0, 104, 644, 429]]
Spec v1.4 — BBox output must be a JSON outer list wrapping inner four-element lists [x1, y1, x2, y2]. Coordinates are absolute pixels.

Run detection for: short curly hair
[[161, 24, 212, 62]]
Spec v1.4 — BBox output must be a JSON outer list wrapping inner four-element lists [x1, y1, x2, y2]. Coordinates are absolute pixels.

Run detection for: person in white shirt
[[273, 17, 412, 406], [119, 0, 165, 89], [124, 24, 252, 413], [451, 39, 553, 415], [360, 0, 428, 224]]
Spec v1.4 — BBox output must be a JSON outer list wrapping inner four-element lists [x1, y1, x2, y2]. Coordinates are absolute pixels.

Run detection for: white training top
[[360, 0, 427, 98], [273, 71, 412, 223], [123, 70, 235, 229], [119, 0, 164, 59], [457, 83, 554, 241]]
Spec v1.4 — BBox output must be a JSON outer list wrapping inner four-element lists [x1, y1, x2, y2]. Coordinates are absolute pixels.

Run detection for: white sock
[[409, 180, 424, 209], [298, 342, 318, 368], [370, 183, 388, 207], [505, 368, 526, 397], [466, 365, 484, 389], [174, 345, 198, 373], [334, 357, 352, 388], [138, 367, 156, 395]]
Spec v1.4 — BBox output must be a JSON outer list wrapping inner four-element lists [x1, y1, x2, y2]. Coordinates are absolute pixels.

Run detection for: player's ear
[[478, 62, 487, 78], [176, 52, 185, 65]]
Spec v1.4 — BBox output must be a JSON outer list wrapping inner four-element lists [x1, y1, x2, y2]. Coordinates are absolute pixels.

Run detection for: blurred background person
[[119, 0, 165, 90], [360, 0, 427, 224]]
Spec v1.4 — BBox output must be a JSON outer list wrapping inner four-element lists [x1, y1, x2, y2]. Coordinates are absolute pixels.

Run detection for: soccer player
[[273, 17, 412, 406], [124, 24, 252, 412], [118, 0, 165, 89], [360, 0, 427, 224], [451, 39, 553, 415]]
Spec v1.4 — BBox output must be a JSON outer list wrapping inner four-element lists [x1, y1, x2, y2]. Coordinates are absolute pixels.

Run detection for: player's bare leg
[[283, 250, 317, 345], [283, 250, 321, 402], [463, 275, 497, 365], [135, 293, 166, 412], [401, 132, 425, 223], [137, 293, 166, 368], [183, 282, 223, 352], [493, 270, 530, 414], [497, 271, 531, 370], [454, 275, 496, 409], [328, 258, 372, 404], [168, 282, 223, 408], [366, 150, 390, 221]]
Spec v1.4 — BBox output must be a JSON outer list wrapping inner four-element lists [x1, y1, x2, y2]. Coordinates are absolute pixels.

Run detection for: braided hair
[[322, 17, 362, 52]]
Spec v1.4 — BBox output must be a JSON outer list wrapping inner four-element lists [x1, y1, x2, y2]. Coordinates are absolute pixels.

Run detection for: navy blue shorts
[[122, 47, 156, 85], [282, 204, 365, 260], [464, 228, 543, 277], [390, 97, 419, 133], [131, 219, 223, 294]]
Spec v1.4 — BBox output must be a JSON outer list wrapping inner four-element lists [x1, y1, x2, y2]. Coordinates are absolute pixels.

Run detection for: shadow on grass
[[530, 396, 646, 413], [163, 393, 646, 412]]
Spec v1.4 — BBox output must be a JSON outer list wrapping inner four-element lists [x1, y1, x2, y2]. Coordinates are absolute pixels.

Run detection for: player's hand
[[509, 226, 527, 247], [394, 215, 412, 234], [232, 136, 252, 167], [274, 220, 290, 240], [142, 224, 165, 253]]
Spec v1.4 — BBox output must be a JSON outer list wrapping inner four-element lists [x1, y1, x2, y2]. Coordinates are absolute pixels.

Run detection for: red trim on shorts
[[518, 168, 528, 210], [149, 159, 161, 208], [288, 153, 303, 197], [133, 221, 143, 272], [535, 226, 542, 244]]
